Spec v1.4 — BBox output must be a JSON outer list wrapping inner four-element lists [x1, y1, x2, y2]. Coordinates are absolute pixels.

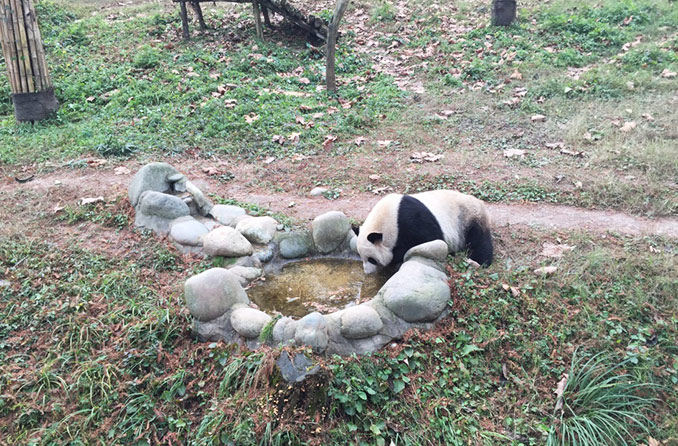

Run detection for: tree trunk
[[0, 0, 58, 122], [326, 0, 350, 93], [491, 0, 516, 26]]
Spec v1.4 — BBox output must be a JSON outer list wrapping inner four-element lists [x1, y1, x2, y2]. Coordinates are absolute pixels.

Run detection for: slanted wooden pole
[[179, 1, 190, 39], [0, 0, 58, 121], [252, 0, 263, 38], [325, 0, 350, 93], [190, 1, 207, 31]]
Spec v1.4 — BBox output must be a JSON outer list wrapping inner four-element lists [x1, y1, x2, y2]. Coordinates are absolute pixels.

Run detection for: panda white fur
[[356, 190, 493, 274]]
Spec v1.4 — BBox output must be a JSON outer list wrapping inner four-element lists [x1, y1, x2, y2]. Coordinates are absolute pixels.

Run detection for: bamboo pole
[[0, 0, 58, 121]]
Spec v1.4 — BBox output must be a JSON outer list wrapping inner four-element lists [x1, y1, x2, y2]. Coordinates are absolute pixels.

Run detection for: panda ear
[[352, 225, 360, 236], [367, 232, 383, 244]]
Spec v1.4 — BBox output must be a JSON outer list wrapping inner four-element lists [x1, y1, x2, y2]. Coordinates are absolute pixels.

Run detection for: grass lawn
[[0, 0, 676, 444]]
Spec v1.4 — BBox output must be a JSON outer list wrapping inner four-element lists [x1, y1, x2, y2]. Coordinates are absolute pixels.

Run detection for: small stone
[[184, 268, 249, 321], [403, 240, 449, 263], [341, 305, 383, 339], [534, 266, 557, 276], [209, 204, 246, 226], [0, 280, 10, 288], [170, 217, 209, 246], [349, 234, 358, 253], [310, 187, 328, 196], [230, 307, 272, 338], [254, 246, 274, 263], [203, 226, 253, 257], [311, 211, 350, 253], [128, 162, 179, 207], [236, 216, 279, 244], [137, 191, 190, 219], [294, 312, 329, 353], [279, 232, 312, 259], [167, 173, 185, 183]]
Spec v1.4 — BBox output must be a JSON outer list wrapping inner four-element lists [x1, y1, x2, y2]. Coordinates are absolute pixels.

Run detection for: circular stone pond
[[129, 162, 454, 356]]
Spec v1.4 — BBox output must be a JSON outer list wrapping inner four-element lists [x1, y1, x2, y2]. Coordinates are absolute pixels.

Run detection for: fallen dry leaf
[[410, 152, 442, 163], [114, 166, 131, 175], [540, 243, 575, 258], [531, 114, 546, 122], [377, 140, 393, 147], [369, 174, 381, 181], [87, 158, 107, 167], [244, 113, 259, 124], [620, 121, 637, 133], [202, 166, 220, 175], [501, 283, 520, 297], [323, 135, 337, 151], [224, 99, 237, 108], [661, 69, 676, 79], [263, 156, 275, 164], [534, 266, 557, 276], [646, 437, 660, 446], [503, 149, 525, 158], [80, 196, 104, 206], [554, 373, 569, 412], [545, 142, 565, 149], [355, 136, 367, 146], [560, 148, 586, 157], [287, 132, 301, 144], [510, 70, 522, 80], [272, 134, 286, 145]]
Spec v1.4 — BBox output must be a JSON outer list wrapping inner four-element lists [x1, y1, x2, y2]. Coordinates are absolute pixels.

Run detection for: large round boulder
[[382, 261, 450, 322], [294, 312, 329, 353], [184, 268, 249, 322], [170, 216, 209, 246], [311, 211, 350, 253], [279, 232, 312, 259], [138, 191, 190, 219], [209, 204, 247, 226]]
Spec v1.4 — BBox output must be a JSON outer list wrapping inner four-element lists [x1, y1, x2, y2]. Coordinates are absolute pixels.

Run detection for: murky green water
[[247, 258, 389, 318]]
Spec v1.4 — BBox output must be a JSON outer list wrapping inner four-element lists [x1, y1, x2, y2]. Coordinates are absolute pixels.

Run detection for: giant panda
[[355, 190, 493, 274]]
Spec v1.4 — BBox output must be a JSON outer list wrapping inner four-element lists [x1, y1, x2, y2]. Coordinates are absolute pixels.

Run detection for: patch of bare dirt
[[3, 161, 675, 242]]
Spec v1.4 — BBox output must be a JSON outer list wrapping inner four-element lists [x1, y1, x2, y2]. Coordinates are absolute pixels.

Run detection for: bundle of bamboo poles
[[0, 0, 58, 121]]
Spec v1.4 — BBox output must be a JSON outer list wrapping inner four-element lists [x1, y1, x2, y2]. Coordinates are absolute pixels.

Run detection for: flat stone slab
[[210, 204, 247, 226]]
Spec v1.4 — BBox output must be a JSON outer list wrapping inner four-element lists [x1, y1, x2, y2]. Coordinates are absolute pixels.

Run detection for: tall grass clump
[[547, 351, 659, 446]]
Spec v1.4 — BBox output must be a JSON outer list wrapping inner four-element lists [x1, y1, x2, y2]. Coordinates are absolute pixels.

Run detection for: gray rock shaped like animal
[[340, 305, 384, 339], [230, 308, 272, 338], [170, 216, 209, 246], [382, 261, 450, 322], [311, 211, 350, 253], [279, 232, 312, 259], [184, 268, 249, 322], [203, 226, 253, 257], [128, 162, 179, 207], [276, 351, 320, 383], [209, 204, 246, 226], [294, 312, 329, 353], [236, 216, 279, 244]]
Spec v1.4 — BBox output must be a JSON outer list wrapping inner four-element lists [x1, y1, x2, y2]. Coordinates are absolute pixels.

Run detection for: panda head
[[356, 230, 393, 274]]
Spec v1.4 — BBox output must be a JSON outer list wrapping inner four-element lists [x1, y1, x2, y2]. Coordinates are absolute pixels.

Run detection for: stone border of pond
[[130, 163, 452, 355]]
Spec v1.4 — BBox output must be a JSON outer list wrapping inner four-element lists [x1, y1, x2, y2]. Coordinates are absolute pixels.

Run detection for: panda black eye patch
[[368, 257, 378, 265]]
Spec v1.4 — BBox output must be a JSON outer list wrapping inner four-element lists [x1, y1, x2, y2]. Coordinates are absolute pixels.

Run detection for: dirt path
[[1, 165, 676, 240]]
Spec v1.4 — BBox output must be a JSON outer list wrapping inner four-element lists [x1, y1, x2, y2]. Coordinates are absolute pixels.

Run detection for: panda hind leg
[[464, 221, 493, 266]]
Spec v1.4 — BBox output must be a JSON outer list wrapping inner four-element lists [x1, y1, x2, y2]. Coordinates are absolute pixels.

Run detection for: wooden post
[[491, 0, 516, 26], [1, 0, 59, 122], [252, 0, 263, 38], [262, 6, 271, 27], [326, 0, 350, 93], [190, 2, 207, 31], [179, 0, 190, 39]]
